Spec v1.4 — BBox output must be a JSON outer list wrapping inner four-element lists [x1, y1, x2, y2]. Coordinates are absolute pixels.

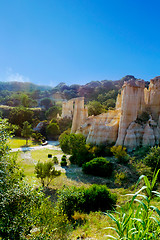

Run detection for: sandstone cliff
[[61, 76, 160, 150]]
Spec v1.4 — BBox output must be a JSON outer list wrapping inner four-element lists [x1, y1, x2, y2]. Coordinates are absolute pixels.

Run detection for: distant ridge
[[0, 81, 52, 92]]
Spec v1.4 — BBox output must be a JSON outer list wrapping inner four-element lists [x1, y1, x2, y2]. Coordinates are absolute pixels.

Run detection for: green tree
[[21, 121, 32, 145], [21, 94, 29, 107], [46, 122, 60, 139], [9, 107, 34, 128], [0, 119, 41, 239], [34, 160, 61, 187], [40, 97, 53, 110], [59, 132, 93, 166], [45, 105, 61, 120], [32, 131, 43, 142], [87, 100, 105, 116], [0, 118, 70, 239]]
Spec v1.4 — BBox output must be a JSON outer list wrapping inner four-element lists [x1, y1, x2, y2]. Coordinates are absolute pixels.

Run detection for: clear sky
[[0, 0, 160, 86]]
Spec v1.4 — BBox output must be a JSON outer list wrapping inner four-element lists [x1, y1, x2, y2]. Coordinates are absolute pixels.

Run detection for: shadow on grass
[[65, 162, 140, 189], [65, 164, 116, 188]]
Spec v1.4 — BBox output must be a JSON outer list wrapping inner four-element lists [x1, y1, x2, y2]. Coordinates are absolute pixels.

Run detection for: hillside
[[51, 75, 149, 101], [0, 81, 52, 92]]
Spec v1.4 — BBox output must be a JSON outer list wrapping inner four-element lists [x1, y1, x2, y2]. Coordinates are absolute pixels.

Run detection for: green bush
[[53, 156, 58, 164], [82, 157, 113, 177], [144, 146, 160, 180], [133, 146, 150, 159], [61, 155, 67, 167], [111, 145, 129, 163], [114, 171, 128, 186], [59, 132, 93, 166], [57, 184, 117, 219]]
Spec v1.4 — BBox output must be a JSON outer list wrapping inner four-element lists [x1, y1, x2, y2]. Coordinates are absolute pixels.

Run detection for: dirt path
[[11, 141, 61, 152]]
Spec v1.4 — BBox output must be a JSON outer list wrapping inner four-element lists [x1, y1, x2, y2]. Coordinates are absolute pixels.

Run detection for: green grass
[[9, 137, 40, 148], [31, 149, 63, 162]]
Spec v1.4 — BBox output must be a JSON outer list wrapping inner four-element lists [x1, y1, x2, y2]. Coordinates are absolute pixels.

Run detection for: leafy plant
[[57, 184, 117, 219], [144, 146, 160, 180], [21, 121, 32, 145], [106, 170, 160, 239], [59, 133, 93, 166], [53, 156, 58, 164], [114, 171, 128, 186], [111, 145, 129, 163], [82, 157, 113, 177], [34, 160, 61, 187], [61, 154, 67, 167]]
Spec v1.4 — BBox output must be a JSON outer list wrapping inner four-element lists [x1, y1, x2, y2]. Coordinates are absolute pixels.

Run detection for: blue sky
[[0, 0, 160, 86]]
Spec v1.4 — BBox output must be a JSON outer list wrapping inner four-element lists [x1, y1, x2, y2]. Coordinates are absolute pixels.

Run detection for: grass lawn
[[31, 149, 63, 162], [9, 137, 40, 148]]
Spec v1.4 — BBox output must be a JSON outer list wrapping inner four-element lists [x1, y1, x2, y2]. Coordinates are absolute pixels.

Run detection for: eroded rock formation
[[62, 76, 160, 150]]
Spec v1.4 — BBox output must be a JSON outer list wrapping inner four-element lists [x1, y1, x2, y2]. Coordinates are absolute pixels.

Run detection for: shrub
[[53, 156, 58, 164], [133, 146, 150, 159], [111, 145, 129, 163], [61, 154, 67, 167], [82, 184, 117, 213], [114, 171, 128, 186], [82, 157, 113, 177], [144, 146, 160, 180], [57, 184, 117, 219]]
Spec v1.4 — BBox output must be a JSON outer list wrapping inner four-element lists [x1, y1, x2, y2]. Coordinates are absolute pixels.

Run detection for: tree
[[87, 101, 105, 116], [34, 160, 61, 187], [21, 121, 32, 145], [0, 118, 70, 239], [45, 105, 61, 120], [32, 132, 43, 142], [46, 122, 60, 139], [59, 132, 93, 166], [40, 97, 53, 110], [0, 119, 41, 239], [21, 94, 29, 107], [9, 107, 34, 128]]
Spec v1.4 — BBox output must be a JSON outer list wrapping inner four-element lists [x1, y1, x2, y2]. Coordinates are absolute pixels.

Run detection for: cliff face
[[61, 76, 160, 150]]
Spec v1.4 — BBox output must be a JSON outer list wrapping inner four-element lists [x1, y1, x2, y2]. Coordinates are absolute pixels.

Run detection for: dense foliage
[[61, 154, 67, 166], [82, 157, 113, 177], [21, 121, 32, 145], [0, 119, 71, 239], [144, 146, 160, 180], [59, 132, 93, 166], [46, 122, 60, 140], [58, 184, 117, 219]]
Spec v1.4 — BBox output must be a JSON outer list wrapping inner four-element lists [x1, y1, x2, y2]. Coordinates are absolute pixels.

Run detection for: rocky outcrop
[[116, 79, 145, 146], [63, 76, 160, 150], [71, 97, 88, 133], [61, 97, 88, 132]]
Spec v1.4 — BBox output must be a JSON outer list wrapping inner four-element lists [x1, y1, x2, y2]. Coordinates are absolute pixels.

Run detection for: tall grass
[[106, 170, 160, 239]]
